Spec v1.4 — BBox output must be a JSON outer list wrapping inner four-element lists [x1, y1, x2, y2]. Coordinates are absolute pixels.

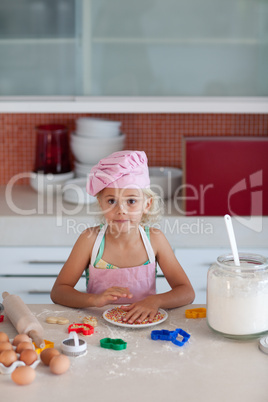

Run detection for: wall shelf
[[0, 96, 267, 114]]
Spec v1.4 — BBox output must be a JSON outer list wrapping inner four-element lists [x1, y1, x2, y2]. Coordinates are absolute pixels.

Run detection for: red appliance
[[183, 137, 268, 216]]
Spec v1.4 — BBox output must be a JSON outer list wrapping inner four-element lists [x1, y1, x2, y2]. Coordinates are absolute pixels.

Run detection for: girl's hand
[[94, 287, 132, 307], [120, 296, 159, 324]]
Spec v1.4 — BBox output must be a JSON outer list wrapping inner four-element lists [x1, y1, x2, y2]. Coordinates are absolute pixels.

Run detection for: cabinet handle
[[28, 290, 51, 294], [28, 261, 65, 264]]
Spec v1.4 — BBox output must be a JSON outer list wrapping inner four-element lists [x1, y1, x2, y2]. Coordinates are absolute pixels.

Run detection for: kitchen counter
[[1, 185, 267, 248], [0, 303, 267, 402]]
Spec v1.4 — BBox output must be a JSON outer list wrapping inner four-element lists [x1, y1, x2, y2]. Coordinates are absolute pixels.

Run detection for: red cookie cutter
[[185, 308, 206, 319], [0, 315, 4, 322], [68, 323, 94, 335]]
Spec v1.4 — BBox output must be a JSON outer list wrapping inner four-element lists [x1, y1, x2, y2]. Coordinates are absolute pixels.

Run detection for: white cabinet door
[[1, 246, 71, 275], [89, 0, 268, 97], [0, 0, 80, 96], [0, 246, 86, 304], [155, 248, 213, 303], [0, 277, 86, 304]]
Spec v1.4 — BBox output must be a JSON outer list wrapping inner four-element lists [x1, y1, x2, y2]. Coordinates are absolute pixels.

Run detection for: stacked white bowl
[[71, 118, 126, 175], [73, 161, 94, 178], [76, 117, 121, 138]]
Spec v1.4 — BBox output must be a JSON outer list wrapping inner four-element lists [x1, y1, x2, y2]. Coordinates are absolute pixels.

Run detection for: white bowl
[[74, 161, 94, 178], [76, 117, 121, 138], [70, 133, 126, 164], [29, 171, 74, 193], [149, 167, 182, 199], [63, 178, 97, 205]]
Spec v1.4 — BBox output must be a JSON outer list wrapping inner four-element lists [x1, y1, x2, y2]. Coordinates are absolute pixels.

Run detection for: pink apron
[[87, 224, 156, 304]]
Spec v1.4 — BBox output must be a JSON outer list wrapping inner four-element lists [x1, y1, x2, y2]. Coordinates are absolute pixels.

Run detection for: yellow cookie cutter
[[185, 308, 206, 319], [33, 339, 54, 354]]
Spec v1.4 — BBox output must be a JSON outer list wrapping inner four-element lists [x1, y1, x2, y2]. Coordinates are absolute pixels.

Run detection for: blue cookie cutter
[[151, 328, 190, 347]]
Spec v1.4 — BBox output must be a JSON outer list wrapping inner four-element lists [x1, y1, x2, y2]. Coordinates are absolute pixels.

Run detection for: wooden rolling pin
[[2, 292, 45, 348]]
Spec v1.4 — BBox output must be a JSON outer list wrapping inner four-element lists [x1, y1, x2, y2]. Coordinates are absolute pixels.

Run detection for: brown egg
[[13, 334, 31, 347], [0, 350, 17, 367], [11, 366, 36, 385], [0, 342, 13, 353], [40, 348, 60, 366], [16, 342, 34, 354], [49, 354, 70, 375], [0, 332, 9, 343], [19, 349, 38, 366]]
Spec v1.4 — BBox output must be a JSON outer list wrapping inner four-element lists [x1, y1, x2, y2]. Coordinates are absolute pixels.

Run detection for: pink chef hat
[[86, 150, 150, 196]]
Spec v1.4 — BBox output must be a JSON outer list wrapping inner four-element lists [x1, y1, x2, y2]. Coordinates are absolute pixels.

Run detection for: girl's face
[[98, 188, 152, 233]]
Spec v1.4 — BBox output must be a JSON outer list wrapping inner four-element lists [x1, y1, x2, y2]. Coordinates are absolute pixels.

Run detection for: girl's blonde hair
[[140, 188, 164, 225], [95, 188, 164, 226]]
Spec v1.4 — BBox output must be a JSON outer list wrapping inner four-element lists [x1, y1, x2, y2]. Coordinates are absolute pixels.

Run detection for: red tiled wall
[[1, 113, 268, 185]]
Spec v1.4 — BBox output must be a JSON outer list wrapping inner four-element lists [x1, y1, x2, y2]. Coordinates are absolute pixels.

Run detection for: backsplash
[[1, 113, 267, 185]]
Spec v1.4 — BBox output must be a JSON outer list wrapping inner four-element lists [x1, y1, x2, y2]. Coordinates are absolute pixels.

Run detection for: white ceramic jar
[[207, 253, 268, 339]]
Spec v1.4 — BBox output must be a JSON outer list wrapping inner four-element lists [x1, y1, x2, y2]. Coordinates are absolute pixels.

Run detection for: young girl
[[51, 150, 195, 323]]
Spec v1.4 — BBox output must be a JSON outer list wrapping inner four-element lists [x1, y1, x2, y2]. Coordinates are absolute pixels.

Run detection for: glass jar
[[34, 124, 71, 174], [207, 253, 268, 339]]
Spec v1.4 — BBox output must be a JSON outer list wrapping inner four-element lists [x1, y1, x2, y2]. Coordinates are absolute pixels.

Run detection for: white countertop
[[1, 185, 267, 248], [0, 303, 267, 402]]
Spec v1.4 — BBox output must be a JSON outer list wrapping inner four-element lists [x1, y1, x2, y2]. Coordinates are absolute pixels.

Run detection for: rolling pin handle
[[28, 330, 45, 349]]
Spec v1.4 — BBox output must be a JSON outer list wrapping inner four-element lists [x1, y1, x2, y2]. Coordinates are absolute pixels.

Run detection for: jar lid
[[217, 253, 268, 272], [259, 336, 268, 354]]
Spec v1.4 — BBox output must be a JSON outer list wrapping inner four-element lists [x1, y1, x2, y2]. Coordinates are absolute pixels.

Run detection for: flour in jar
[[207, 275, 268, 335]]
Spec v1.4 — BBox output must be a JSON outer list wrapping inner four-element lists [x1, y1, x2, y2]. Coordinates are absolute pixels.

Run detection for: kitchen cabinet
[[2, 245, 267, 304], [0, 0, 80, 96], [0, 246, 83, 303], [0, 0, 267, 99], [0, 246, 176, 304], [0, 245, 200, 304]]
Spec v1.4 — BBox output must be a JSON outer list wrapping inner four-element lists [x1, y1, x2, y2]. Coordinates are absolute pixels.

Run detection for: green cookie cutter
[[100, 337, 127, 350]]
